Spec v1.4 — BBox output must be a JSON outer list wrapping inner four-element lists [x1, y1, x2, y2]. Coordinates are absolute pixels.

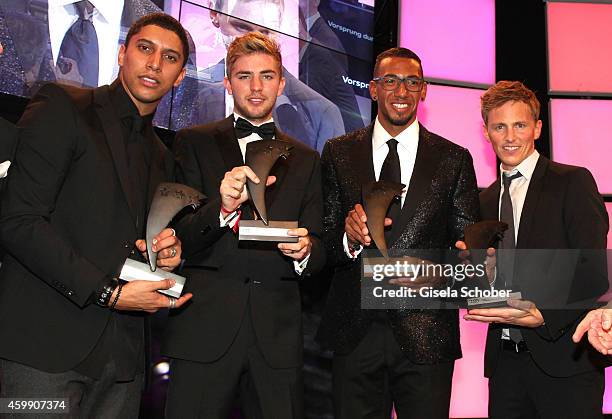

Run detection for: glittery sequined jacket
[[316, 123, 480, 364]]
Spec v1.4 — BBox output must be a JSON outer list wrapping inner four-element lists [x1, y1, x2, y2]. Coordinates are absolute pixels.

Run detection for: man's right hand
[[345, 203, 391, 248], [219, 166, 276, 213], [455, 240, 496, 285], [111, 279, 193, 313]]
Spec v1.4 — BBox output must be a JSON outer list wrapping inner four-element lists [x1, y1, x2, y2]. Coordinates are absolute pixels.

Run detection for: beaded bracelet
[[110, 283, 124, 310]]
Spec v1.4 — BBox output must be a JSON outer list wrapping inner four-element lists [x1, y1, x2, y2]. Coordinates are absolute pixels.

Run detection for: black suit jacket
[[162, 116, 325, 369], [0, 116, 17, 195], [480, 155, 610, 378], [0, 82, 174, 373], [316, 123, 480, 364]]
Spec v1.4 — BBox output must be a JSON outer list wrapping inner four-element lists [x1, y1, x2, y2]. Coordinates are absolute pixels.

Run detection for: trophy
[[238, 140, 298, 242], [362, 180, 405, 259], [463, 220, 521, 308], [464, 220, 508, 265], [119, 182, 205, 298]]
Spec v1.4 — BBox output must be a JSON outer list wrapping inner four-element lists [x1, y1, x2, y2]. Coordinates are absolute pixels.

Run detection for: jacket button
[[124, 241, 130, 249]]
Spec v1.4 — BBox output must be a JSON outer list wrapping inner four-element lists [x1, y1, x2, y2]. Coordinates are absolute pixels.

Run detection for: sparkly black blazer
[[316, 123, 480, 364]]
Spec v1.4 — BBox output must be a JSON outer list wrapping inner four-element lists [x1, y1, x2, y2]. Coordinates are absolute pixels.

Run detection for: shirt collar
[[372, 116, 419, 152], [109, 79, 153, 125], [233, 112, 274, 127], [49, 0, 123, 26], [306, 13, 321, 32], [500, 150, 540, 182]]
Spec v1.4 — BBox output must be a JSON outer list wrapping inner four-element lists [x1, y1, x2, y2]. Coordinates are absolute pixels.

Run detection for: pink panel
[[550, 99, 612, 195], [450, 312, 489, 418], [548, 2, 612, 93], [399, 0, 495, 86], [417, 84, 498, 188]]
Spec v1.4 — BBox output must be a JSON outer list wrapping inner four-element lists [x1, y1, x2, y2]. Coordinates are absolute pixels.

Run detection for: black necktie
[[57, 0, 99, 87], [499, 171, 523, 342], [379, 139, 401, 242], [235, 117, 276, 140], [126, 115, 150, 235]]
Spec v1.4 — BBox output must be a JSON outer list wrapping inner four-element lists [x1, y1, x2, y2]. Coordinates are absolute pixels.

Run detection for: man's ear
[[224, 77, 233, 95], [118, 44, 126, 67], [210, 10, 220, 28], [369, 80, 377, 101]]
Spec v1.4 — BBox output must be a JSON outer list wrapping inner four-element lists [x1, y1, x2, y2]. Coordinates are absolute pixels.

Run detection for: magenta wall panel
[[417, 84, 498, 188], [548, 2, 612, 94], [398, 0, 495, 86], [550, 99, 612, 195]]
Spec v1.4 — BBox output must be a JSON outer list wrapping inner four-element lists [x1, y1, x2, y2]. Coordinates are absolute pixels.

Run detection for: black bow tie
[[235, 117, 276, 140]]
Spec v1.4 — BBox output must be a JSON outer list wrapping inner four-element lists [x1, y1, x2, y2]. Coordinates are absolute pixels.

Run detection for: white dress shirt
[[220, 113, 310, 274], [497, 149, 540, 339], [343, 117, 420, 257], [48, 0, 125, 86]]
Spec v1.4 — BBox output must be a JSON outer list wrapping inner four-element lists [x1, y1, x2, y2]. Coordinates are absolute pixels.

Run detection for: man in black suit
[[316, 47, 480, 419], [162, 32, 325, 418], [463, 81, 609, 418], [0, 13, 192, 417], [0, 115, 16, 265]]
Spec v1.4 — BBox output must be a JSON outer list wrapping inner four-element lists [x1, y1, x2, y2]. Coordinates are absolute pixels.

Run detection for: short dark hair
[[124, 13, 190, 67], [481, 81, 541, 125], [373, 47, 423, 77], [226, 32, 282, 77]]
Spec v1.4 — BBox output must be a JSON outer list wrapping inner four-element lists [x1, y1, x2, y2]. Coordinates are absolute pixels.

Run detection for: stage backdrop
[[0, 0, 375, 152]]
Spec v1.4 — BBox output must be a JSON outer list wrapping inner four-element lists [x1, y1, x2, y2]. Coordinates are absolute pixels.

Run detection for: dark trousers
[[165, 312, 303, 419], [488, 348, 604, 419], [0, 358, 143, 419], [332, 320, 454, 419]]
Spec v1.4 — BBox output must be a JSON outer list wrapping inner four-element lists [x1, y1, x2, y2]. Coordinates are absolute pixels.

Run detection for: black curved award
[[464, 220, 508, 252], [245, 140, 293, 225], [362, 180, 405, 259], [146, 182, 206, 271]]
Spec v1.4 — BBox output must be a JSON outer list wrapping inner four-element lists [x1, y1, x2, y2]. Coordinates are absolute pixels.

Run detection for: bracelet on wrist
[[94, 277, 118, 307], [110, 283, 124, 310]]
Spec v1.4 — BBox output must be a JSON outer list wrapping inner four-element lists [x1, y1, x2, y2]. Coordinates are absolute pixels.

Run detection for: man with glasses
[[316, 47, 479, 418]]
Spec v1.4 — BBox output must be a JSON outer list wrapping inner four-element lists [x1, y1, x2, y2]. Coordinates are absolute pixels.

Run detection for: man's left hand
[[135, 228, 182, 271], [278, 228, 311, 261], [464, 298, 545, 328]]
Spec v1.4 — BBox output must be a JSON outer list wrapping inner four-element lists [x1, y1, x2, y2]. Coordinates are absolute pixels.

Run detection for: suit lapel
[[354, 124, 376, 186], [264, 130, 293, 208], [146, 134, 169, 209], [389, 125, 439, 245], [92, 85, 137, 223], [215, 116, 243, 170], [516, 155, 548, 249], [480, 179, 501, 221]]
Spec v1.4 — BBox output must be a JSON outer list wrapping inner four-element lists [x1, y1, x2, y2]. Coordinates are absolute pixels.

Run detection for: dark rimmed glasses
[[372, 76, 425, 92]]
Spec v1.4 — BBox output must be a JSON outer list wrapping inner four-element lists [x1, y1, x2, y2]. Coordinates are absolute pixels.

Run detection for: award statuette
[[238, 140, 298, 243], [362, 180, 405, 260], [119, 182, 205, 298], [463, 220, 522, 308], [463, 220, 508, 266]]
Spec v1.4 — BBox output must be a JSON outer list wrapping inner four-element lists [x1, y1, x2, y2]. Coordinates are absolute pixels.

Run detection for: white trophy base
[[119, 258, 186, 298], [239, 220, 299, 242]]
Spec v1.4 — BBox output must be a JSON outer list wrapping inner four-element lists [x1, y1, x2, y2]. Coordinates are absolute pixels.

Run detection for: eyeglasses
[[372, 76, 425, 92]]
